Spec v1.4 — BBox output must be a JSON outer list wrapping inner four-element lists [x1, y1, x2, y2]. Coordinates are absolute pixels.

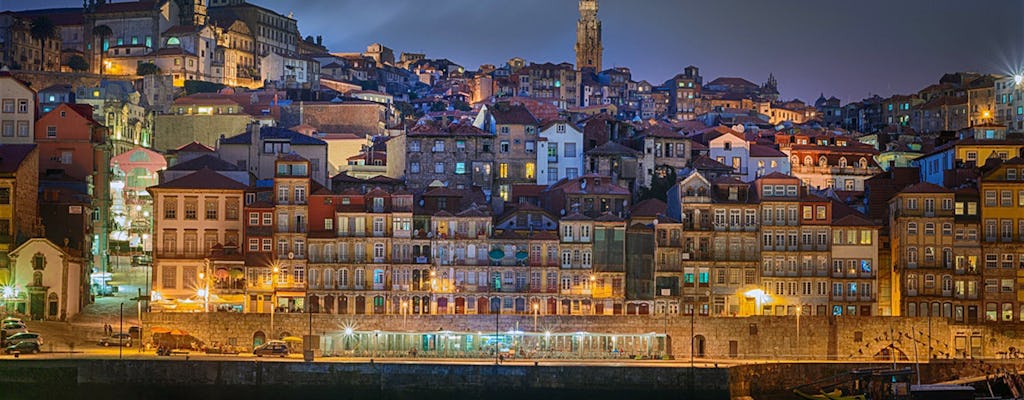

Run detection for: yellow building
[[889, 182, 956, 318], [148, 169, 247, 311], [979, 157, 1024, 322]]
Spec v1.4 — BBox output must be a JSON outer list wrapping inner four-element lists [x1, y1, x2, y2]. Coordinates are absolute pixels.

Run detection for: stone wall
[[13, 71, 111, 93], [145, 312, 1024, 361], [0, 359, 732, 400], [153, 114, 252, 152]]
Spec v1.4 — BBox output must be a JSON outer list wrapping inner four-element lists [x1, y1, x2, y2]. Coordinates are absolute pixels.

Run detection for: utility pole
[[119, 302, 124, 360]]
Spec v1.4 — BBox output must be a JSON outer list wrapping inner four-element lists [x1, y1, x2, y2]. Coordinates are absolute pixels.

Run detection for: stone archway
[[693, 335, 706, 358], [253, 331, 266, 348]]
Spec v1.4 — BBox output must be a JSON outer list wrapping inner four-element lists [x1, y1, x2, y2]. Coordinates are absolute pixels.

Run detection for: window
[[455, 162, 466, 175], [803, 206, 812, 220], [499, 163, 508, 178], [409, 141, 420, 152], [907, 198, 918, 209], [262, 212, 272, 225], [525, 141, 535, 153], [432, 140, 445, 152], [184, 198, 198, 220], [564, 143, 576, 158], [816, 206, 826, 220], [205, 199, 218, 220], [500, 141, 510, 153], [924, 223, 935, 235], [410, 162, 420, 174], [525, 162, 535, 179], [907, 222, 917, 235], [46, 126, 57, 138], [1003, 190, 1014, 207]]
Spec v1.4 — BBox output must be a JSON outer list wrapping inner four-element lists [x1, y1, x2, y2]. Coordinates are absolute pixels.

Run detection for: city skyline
[[7, 0, 1024, 103]]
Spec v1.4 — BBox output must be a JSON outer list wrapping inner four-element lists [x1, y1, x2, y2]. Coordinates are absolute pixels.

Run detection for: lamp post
[[270, 265, 279, 338], [198, 271, 209, 313], [532, 301, 539, 332], [796, 306, 801, 360], [401, 300, 408, 330]]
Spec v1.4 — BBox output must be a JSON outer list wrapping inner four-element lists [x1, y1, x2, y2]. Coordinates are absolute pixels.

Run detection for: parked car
[[4, 341, 39, 354], [253, 340, 288, 357], [4, 332, 42, 346], [1, 317, 23, 326], [98, 333, 132, 347], [1, 323, 28, 336]]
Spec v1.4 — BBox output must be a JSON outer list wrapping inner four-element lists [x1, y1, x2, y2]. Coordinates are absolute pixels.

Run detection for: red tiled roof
[[149, 168, 248, 191], [630, 199, 667, 218], [899, 182, 952, 194], [706, 77, 758, 88], [489, 103, 539, 125], [748, 144, 786, 158], [173, 141, 215, 153]]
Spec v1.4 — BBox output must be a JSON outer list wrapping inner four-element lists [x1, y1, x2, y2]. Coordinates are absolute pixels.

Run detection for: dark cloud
[[7, 0, 1023, 103]]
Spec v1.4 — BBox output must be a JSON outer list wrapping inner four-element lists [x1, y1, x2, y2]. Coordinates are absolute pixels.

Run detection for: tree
[[136, 62, 160, 76], [29, 17, 56, 71], [66, 55, 89, 72], [91, 24, 113, 75], [429, 101, 447, 112], [452, 100, 471, 112], [639, 165, 678, 202], [394, 101, 417, 121]]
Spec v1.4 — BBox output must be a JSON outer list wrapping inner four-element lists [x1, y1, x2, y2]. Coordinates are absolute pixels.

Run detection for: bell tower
[[575, 0, 602, 71]]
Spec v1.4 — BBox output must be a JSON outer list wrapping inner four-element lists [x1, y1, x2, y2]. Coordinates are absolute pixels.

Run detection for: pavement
[[17, 256, 147, 354]]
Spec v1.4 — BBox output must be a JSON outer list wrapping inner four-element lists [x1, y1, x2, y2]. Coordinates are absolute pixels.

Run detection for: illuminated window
[[499, 163, 508, 178], [525, 163, 535, 179]]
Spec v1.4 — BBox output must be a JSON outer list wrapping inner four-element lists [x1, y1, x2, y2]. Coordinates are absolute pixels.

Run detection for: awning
[[229, 269, 244, 279], [276, 291, 305, 298], [515, 251, 528, 260], [215, 268, 229, 279], [488, 249, 504, 260], [151, 327, 171, 334]]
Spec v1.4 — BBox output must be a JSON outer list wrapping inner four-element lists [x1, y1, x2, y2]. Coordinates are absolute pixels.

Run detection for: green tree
[[429, 101, 447, 112], [29, 17, 57, 71], [136, 62, 160, 76], [394, 101, 417, 121], [91, 24, 113, 75], [639, 165, 678, 202], [66, 55, 89, 72], [452, 100, 471, 112]]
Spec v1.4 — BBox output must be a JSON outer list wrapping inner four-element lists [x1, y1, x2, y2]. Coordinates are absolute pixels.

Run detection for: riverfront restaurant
[[317, 329, 669, 359]]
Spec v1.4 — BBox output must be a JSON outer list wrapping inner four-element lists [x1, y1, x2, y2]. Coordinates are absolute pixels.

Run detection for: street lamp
[[401, 300, 408, 330], [198, 271, 209, 313], [270, 265, 280, 338], [532, 301, 539, 331], [796, 306, 802, 360]]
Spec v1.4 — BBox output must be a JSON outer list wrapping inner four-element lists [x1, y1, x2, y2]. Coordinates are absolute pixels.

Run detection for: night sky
[[7, 0, 1023, 103]]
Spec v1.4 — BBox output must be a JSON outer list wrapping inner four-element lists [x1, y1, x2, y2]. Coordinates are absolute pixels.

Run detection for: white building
[[0, 73, 35, 144], [707, 125, 789, 182], [8, 238, 88, 321], [261, 51, 320, 90], [536, 120, 583, 186]]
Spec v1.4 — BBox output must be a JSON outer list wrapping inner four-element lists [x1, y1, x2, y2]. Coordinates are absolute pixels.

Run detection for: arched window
[[803, 156, 812, 166], [323, 268, 333, 289], [791, 156, 799, 166], [907, 247, 918, 263], [818, 156, 828, 167], [859, 157, 868, 168], [838, 157, 847, 168], [32, 271, 42, 286], [166, 37, 180, 46]]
